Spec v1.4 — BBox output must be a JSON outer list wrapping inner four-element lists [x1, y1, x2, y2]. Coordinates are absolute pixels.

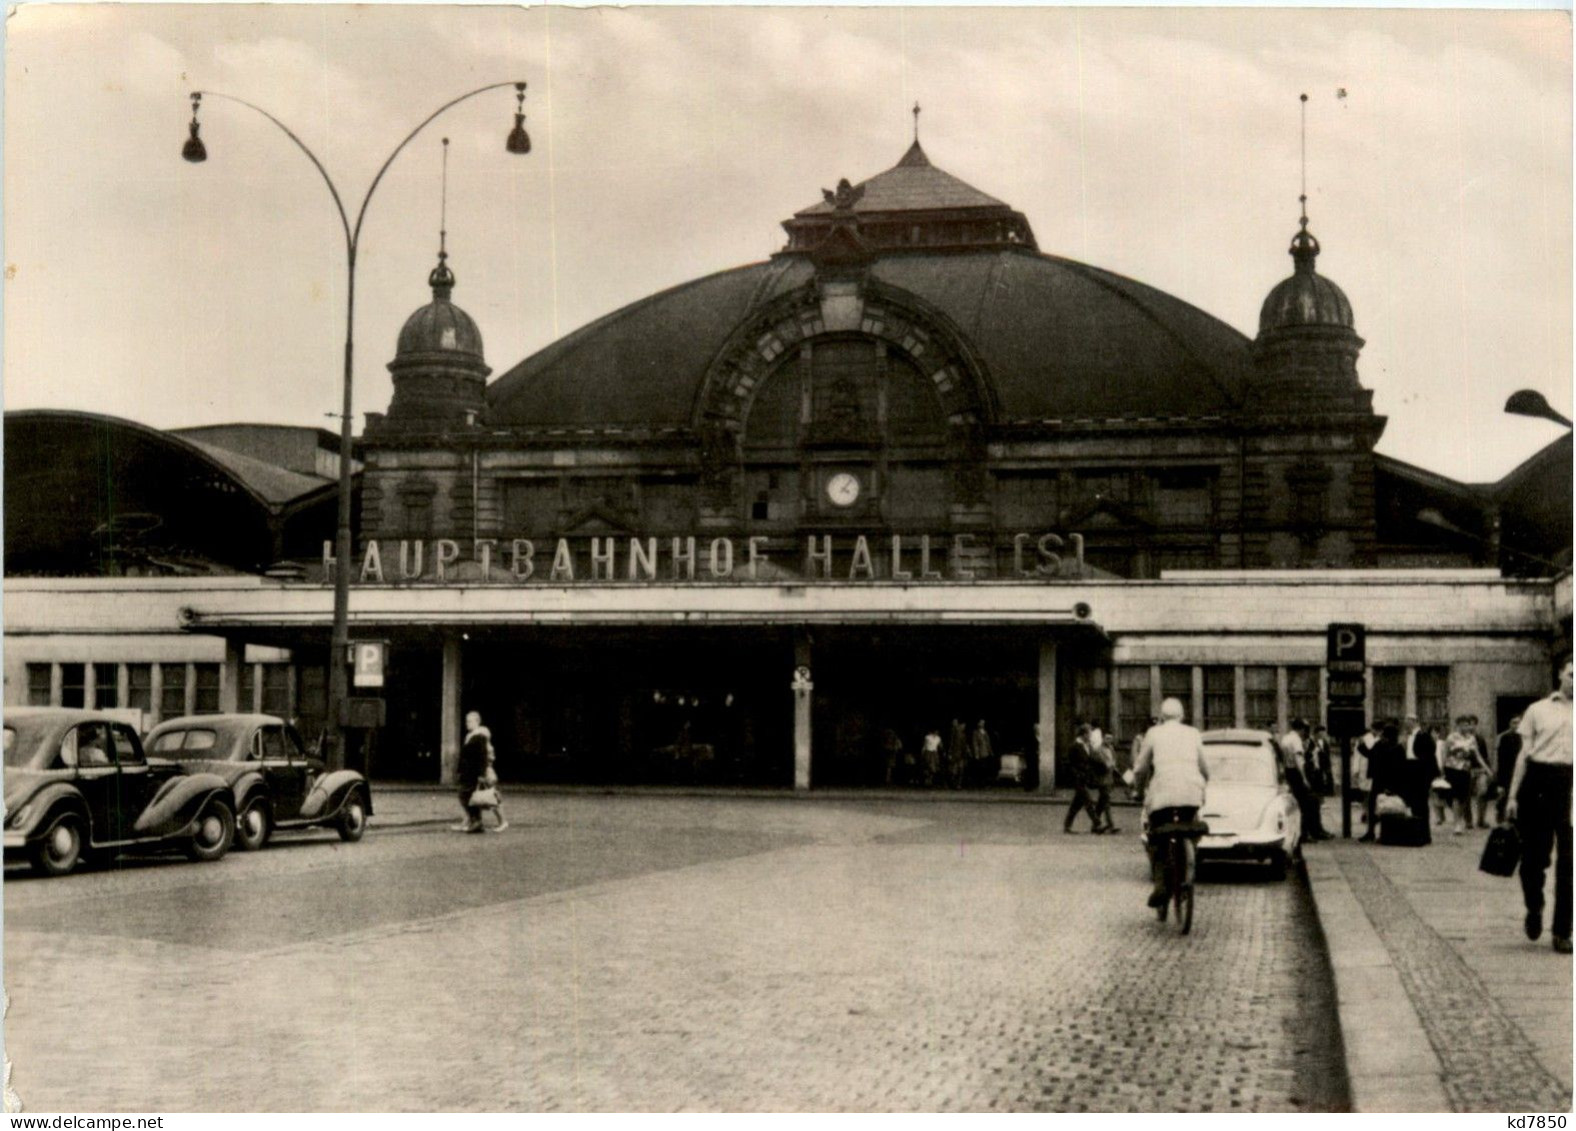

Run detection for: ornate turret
[[1251, 195, 1364, 404], [377, 140, 490, 434]]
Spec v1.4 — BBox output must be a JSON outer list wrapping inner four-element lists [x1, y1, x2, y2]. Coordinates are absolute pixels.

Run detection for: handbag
[[1374, 792, 1411, 818], [469, 785, 500, 810], [1479, 824, 1521, 878]]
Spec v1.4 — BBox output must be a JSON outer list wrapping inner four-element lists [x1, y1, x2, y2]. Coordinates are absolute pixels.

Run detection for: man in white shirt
[[1507, 659, 1574, 953], [1133, 697, 1210, 908]]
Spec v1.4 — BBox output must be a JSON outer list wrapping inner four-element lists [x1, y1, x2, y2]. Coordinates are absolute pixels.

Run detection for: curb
[[1302, 843, 1450, 1112]]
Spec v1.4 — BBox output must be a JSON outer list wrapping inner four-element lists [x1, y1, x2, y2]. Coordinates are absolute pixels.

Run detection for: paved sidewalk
[[1305, 810, 1572, 1112]]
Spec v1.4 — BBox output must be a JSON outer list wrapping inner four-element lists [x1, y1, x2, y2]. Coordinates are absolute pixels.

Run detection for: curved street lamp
[[183, 81, 531, 770], [1504, 389, 1573, 430]]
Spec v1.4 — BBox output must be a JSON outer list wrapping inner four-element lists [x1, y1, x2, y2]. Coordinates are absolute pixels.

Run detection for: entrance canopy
[[178, 580, 1108, 640]]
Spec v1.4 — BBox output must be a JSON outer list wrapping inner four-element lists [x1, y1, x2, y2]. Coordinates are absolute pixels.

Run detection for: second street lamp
[[182, 80, 530, 771]]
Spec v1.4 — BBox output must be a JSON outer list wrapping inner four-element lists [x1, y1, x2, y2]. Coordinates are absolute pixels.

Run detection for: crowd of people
[[883, 718, 1006, 789]]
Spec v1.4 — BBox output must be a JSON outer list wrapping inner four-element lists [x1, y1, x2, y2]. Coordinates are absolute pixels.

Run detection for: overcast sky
[[4, 5, 1570, 481]]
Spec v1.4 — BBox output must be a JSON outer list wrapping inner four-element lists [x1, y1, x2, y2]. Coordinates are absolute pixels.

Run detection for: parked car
[[3, 707, 236, 877], [1195, 728, 1302, 878], [144, 714, 371, 851]]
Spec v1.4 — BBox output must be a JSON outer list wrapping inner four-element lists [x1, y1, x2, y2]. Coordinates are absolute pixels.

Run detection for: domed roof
[[394, 254, 485, 361], [487, 248, 1255, 428], [1259, 225, 1354, 333], [488, 144, 1257, 429]]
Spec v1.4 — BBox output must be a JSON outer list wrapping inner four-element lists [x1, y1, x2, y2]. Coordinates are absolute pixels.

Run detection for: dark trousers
[[1065, 784, 1096, 831], [1518, 762, 1574, 941], [1089, 783, 1113, 830], [1288, 766, 1327, 837]]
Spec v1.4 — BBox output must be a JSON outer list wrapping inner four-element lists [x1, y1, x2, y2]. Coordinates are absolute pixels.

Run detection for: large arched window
[[742, 336, 946, 453]]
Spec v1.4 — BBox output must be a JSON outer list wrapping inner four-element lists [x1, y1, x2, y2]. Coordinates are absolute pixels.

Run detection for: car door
[[71, 722, 123, 844], [259, 723, 308, 822], [110, 724, 158, 831]]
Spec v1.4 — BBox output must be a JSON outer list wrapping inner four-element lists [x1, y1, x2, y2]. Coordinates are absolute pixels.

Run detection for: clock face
[[825, 472, 861, 508]]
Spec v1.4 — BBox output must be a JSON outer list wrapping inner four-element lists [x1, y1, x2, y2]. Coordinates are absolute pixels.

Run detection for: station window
[[1154, 469, 1215, 527], [1203, 666, 1235, 730], [261, 664, 291, 717], [1417, 667, 1451, 734], [160, 663, 188, 718], [1073, 667, 1110, 738], [94, 664, 122, 709], [127, 664, 152, 713], [193, 664, 221, 715], [1159, 666, 1192, 715], [60, 663, 86, 709], [1288, 667, 1321, 728], [26, 663, 52, 706], [1244, 667, 1277, 732], [240, 664, 257, 712], [1373, 668, 1406, 726], [1116, 667, 1152, 748]]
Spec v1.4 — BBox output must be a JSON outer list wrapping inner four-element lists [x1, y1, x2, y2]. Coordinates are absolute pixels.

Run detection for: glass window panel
[[1416, 667, 1450, 734], [1244, 666, 1277, 732], [93, 665, 122, 709], [193, 663, 220, 715], [743, 365, 802, 449], [1117, 666, 1153, 748], [1203, 666, 1235, 730], [160, 664, 188, 717], [26, 664, 52, 706], [1373, 668, 1406, 727], [884, 357, 945, 442], [127, 664, 152, 712], [1287, 666, 1321, 728], [1074, 667, 1110, 740], [60, 663, 85, 709], [261, 664, 291, 717], [240, 664, 257, 713]]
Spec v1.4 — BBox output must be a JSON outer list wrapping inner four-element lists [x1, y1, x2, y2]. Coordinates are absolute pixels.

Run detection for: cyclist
[[1132, 696, 1211, 909]]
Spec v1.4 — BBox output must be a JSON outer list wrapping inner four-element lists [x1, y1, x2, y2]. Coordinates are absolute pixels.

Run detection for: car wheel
[[1267, 849, 1289, 881], [336, 791, 367, 843], [185, 798, 235, 862], [236, 798, 272, 852], [29, 814, 84, 877]]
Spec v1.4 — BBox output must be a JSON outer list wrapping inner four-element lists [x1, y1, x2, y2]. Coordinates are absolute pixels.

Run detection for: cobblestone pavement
[[1326, 824, 1573, 1112], [5, 797, 1345, 1112]]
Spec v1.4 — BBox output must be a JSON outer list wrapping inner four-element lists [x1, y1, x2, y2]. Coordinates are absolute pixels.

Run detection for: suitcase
[[1378, 813, 1429, 846]]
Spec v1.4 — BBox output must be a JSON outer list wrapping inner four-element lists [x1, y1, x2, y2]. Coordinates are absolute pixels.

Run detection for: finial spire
[[1290, 92, 1320, 274], [429, 137, 456, 300], [913, 101, 921, 144]]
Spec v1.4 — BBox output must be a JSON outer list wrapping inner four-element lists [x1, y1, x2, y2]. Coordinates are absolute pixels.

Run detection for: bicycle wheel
[[1176, 838, 1196, 935]]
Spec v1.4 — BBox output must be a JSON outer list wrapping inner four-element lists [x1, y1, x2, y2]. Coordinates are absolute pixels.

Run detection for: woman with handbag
[[454, 710, 504, 834]]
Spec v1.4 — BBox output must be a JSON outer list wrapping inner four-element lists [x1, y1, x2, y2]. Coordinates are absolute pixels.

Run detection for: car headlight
[[8, 802, 32, 829]]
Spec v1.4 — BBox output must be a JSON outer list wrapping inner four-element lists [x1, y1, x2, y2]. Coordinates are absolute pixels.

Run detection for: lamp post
[[183, 81, 530, 770]]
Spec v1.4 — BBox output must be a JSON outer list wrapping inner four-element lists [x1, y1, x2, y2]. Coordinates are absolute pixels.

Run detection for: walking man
[[1506, 659, 1573, 954], [1064, 724, 1100, 833]]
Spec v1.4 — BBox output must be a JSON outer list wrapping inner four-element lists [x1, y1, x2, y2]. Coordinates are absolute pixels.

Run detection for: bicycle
[[1149, 808, 1209, 935]]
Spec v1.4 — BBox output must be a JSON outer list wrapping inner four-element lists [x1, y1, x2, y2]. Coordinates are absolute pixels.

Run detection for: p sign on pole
[[1326, 622, 1367, 838]]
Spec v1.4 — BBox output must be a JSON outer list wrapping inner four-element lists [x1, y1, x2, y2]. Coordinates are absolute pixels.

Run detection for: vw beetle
[[3, 707, 236, 876], [1195, 728, 1303, 879], [144, 714, 371, 851]]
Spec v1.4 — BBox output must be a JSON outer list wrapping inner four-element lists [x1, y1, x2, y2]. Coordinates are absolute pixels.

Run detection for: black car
[[3, 707, 236, 876], [144, 714, 371, 851]]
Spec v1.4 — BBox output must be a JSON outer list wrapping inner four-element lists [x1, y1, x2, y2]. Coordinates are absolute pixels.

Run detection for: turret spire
[[1290, 92, 1320, 274], [428, 137, 456, 301]]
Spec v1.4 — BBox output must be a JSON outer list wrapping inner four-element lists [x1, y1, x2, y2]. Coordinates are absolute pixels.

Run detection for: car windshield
[[149, 729, 219, 754], [1204, 744, 1278, 787]]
